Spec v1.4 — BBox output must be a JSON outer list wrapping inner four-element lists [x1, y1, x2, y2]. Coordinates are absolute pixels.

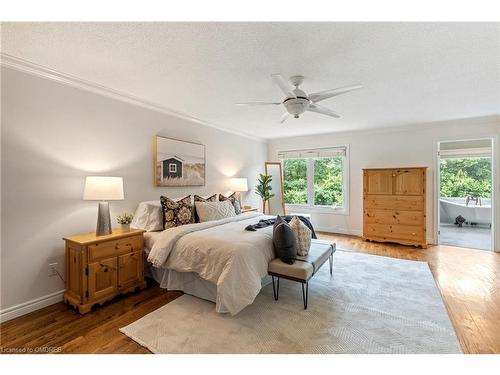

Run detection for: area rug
[[120, 251, 462, 353]]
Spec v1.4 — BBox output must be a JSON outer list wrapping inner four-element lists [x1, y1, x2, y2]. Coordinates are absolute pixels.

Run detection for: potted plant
[[117, 212, 134, 232], [255, 174, 275, 214]]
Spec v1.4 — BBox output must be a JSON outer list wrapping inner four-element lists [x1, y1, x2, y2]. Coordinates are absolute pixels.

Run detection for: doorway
[[437, 139, 493, 251]]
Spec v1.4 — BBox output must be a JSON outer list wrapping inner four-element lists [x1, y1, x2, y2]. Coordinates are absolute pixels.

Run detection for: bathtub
[[440, 198, 491, 225]]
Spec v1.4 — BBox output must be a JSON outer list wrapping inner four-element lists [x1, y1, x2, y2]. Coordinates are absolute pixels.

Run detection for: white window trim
[[280, 145, 350, 216], [169, 163, 177, 173]]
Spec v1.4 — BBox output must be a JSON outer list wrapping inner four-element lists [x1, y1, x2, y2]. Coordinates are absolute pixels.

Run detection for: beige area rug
[[120, 251, 462, 353]]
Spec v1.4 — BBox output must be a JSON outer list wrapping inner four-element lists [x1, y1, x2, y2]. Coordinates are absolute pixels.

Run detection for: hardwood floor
[[1, 234, 498, 354]]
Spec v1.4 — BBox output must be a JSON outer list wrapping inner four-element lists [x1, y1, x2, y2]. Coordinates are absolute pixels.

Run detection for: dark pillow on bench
[[273, 216, 297, 264]]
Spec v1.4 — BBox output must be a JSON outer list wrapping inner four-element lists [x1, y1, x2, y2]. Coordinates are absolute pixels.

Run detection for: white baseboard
[[315, 226, 362, 236], [0, 289, 65, 323], [315, 226, 435, 245]]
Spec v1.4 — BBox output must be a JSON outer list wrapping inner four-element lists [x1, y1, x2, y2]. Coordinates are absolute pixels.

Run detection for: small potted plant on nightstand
[[117, 212, 134, 232]]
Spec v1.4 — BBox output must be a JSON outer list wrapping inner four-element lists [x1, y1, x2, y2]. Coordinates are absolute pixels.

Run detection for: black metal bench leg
[[329, 253, 333, 276], [301, 281, 308, 309], [272, 276, 280, 301]]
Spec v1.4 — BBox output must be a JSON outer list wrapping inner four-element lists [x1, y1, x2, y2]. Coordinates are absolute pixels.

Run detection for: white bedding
[[148, 212, 275, 315]]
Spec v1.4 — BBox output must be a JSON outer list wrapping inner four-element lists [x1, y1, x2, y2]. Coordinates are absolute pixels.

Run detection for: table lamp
[[229, 177, 248, 203], [83, 176, 124, 236]]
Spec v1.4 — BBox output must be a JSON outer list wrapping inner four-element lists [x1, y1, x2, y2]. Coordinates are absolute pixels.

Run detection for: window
[[280, 147, 348, 211], [169, 163, 177, 173]]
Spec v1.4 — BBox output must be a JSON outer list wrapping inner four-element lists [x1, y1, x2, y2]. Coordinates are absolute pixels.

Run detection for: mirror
[[265, 162, 286, 216]]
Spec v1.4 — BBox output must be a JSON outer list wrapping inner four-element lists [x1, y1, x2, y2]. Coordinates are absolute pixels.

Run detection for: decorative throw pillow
[[160, 195, 194, 229], [219, 193, 241, 214], [272, 216, 297, 264], [289, 216, 312, 256], [195, 200, 236, 222], [194, 194, 217, 222]]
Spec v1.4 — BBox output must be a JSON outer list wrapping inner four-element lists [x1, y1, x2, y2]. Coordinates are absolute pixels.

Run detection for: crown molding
[[0, 53, 266, 143]]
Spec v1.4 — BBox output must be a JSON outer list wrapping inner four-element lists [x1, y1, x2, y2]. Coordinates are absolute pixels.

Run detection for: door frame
[[434, 136, 498, 252]]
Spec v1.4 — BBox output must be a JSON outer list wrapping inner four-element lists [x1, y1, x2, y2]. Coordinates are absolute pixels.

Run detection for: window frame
[[169, 163, 177, 173], [279, 145, 349, 215]]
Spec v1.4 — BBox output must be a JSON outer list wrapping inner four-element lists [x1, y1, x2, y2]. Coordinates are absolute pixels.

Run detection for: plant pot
[[120, 224, 130, 232]]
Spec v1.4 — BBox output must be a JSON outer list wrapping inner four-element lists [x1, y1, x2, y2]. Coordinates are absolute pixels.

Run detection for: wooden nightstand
[[63, 228, 147, 314], [241, 207, 258, 213]]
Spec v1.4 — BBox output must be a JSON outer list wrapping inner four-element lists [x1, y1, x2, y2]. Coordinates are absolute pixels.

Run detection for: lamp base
[[96, 201, 112, 236]]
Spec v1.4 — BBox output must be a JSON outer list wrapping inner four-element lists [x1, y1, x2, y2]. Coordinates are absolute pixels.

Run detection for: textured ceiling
[[2, 22, 499, 139]]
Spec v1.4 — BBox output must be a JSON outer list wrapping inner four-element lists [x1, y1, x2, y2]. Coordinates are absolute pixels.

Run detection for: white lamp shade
[[229, 178, 248, 192], [83, 176, 124, 201]]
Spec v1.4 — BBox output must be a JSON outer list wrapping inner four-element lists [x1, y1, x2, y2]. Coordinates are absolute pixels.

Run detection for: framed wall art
[[153, 136, 206, 186]]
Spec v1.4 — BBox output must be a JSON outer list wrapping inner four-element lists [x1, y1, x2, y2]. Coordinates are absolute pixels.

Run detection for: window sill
[[285, 204, 349, 216]]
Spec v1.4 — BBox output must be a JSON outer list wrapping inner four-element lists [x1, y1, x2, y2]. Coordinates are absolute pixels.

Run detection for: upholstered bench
[[268, 239, 336, 309]]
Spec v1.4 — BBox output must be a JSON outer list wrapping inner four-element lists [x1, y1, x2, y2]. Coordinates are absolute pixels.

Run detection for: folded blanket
[[245, 215, 317, 239]]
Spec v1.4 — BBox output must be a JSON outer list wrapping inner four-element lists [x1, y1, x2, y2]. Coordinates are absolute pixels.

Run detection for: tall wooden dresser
[[363, 167, 427, 248]]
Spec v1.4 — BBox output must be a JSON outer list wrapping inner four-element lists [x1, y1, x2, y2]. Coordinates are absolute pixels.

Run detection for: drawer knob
[[412, 233, 416, 236]]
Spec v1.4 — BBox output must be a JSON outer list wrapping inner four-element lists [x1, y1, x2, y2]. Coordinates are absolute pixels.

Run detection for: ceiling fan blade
[[309, 84, 362, 103], [279, 112, 290, 123], [307, 103, 341, 118], [271, 74, 297, 98], [235, 102, 282, 106]]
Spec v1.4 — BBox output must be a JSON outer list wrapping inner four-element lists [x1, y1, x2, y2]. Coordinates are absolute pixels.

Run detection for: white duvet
[[148, 212, 275, 315]]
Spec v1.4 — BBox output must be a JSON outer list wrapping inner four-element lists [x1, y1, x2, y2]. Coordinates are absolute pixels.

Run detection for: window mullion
[[307, 158, 314, 207]]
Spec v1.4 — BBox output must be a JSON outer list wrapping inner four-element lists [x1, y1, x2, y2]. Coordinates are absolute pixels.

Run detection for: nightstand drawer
[[88, 236, 143, 261], [115, 235, 143, 255], [88, 240, 119, 262]]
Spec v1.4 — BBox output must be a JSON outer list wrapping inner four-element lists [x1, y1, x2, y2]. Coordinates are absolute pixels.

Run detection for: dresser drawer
[[364, 195, 424, 211], [88, 235, 143, 262], [364, 209, 424, 226], [364, 223, 424, 242]]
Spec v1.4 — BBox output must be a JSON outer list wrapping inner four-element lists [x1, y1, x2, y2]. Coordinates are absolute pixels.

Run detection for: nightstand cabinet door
[[118, 251, 143, 290], [88, 257, 118, 301]]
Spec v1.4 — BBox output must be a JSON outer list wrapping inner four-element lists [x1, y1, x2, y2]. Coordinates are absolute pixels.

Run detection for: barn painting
[[162, 156, 184, 179], [154, 136, 205, 186]]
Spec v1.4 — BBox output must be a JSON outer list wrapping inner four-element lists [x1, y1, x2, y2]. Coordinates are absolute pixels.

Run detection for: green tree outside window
[[440, 158, 491, 198]]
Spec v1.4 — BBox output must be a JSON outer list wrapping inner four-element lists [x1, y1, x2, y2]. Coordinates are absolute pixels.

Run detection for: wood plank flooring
[[1, 234, 498, 354]]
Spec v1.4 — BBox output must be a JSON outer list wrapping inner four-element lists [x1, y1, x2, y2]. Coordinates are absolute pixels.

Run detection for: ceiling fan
[[236, 74, 362, 123]]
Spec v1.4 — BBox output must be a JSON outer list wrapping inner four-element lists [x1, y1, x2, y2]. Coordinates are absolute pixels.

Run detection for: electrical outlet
[[49, 262, 58, 276]]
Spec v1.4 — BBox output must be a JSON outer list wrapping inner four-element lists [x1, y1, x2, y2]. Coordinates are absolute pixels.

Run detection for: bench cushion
[[268, 239, 335, 281]]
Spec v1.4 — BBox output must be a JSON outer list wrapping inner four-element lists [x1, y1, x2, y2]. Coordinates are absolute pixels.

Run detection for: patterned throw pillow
[[194, 194, 217, 223], [195, 200, 236, 222], [219, 193, 241, 215], [160, 195, 194, 229], [290, 216, 312, 256]]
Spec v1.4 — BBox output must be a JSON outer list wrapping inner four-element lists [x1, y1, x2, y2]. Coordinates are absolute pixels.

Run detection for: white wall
[[268, 116, 500, 251], [0, 67, 267, 319]]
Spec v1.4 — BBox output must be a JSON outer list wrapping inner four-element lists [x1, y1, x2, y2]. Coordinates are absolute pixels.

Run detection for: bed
[[143, 212, 275, 315]]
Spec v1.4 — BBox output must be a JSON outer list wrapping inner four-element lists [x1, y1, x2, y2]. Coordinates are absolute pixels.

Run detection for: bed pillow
[[130, 200, 163, 232], [195, 200, 236, 222], [160, 195, 194, 229], [219, 193, 242, 215], [194, 194, 217, 222], [273, 216, 297, 264], [289, 216, 312, 256]]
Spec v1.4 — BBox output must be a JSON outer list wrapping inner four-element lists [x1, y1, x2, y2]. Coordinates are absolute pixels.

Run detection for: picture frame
[[153, 135, 206, 187]]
